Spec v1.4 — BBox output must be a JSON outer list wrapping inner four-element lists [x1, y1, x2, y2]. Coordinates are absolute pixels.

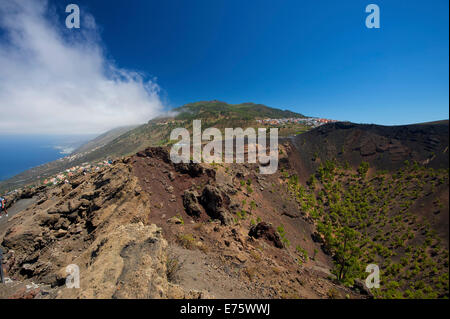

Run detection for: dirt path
[[168, 245, 264, 298], [0, 197, 37, 231], [0, 197, 34, 297]]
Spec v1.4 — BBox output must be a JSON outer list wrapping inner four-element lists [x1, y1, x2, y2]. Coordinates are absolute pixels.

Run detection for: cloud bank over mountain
[[0, 0, 164, 134]]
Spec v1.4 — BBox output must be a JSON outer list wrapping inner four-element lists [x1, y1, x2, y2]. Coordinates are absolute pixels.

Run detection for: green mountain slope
[[71, 125, 138, 154], [174, 100, 304, 121]]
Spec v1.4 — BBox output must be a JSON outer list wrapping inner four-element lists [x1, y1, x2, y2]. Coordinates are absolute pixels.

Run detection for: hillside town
[[256, 117, 338, 127], [155, 117, 339, 127], [42, 160, 113, 186]]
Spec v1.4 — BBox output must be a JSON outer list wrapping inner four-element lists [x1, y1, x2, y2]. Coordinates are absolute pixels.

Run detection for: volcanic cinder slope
[[287, 120, 449, 298], [0, 144, 364, 299], [0, 120, 448, 299], [290, 120, 449, 177]]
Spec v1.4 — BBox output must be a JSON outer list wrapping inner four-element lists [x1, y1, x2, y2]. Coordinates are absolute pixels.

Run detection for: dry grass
[[166, 254, 185, 283], [249, 250, 261, 262], [272, 266, 283, 275], [196, 241, 209, 253], [326, 288, 340, 299], [176, 233, 195, 250], [242, 266, 258, 281], [193, 222, 204, 232]]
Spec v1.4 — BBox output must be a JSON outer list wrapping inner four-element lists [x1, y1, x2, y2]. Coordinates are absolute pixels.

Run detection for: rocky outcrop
[[52, 222, 208, 299], [136, 147, 171, 163], [353, 279, 374, 298], [200, 185, 233, 225], [2, 163, 141, 285], [182, 190, 202, 217], [248, 222, 284, 249], [1, 159, 211, 299], [174, 162, 204, 177], [200, 185, 223, 212]]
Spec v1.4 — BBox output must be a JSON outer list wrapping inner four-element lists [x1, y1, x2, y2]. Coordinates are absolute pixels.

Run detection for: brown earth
[[0, 145, 362, 299]]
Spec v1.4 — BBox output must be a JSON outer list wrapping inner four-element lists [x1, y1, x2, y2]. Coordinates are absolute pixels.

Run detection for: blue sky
[[2, 0, 448, 132]]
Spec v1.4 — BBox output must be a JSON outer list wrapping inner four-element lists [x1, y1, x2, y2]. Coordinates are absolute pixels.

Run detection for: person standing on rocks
[[0, 196, 7, 219], [0, 247, 4, 284]]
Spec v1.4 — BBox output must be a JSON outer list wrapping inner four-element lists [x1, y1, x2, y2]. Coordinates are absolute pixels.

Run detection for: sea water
[[0, 134, 93, 181]]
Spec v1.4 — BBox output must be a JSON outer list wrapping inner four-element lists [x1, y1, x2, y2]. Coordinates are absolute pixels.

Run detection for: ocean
[[0, 134, 94, 181]]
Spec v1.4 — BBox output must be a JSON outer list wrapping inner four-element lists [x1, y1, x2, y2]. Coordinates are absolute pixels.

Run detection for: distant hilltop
[[169, 101, 305, 121]]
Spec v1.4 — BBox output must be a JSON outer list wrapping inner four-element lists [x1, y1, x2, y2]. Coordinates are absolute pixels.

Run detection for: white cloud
[[0, 0, 164, 134]]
